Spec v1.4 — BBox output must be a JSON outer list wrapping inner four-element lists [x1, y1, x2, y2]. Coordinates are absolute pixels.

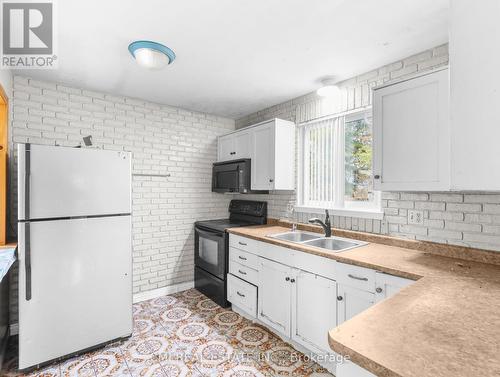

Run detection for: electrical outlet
[[408, 210, 424, 225]]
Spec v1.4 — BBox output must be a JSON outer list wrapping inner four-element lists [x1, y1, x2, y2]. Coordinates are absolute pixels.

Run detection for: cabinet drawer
[[229, 247, 259, 271], [229, 234, 260, 253], [293, 250, 337, 281], [229, 259, 259, 286], [227, 274, 257, 318], [337, 263, 376, 293]]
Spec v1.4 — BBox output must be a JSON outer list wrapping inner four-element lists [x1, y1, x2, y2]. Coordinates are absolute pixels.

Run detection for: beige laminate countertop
[[227, 225, 500, 377]]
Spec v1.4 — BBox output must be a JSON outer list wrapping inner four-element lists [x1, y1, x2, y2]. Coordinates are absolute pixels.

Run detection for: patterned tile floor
[[1, 289, 334, 376]]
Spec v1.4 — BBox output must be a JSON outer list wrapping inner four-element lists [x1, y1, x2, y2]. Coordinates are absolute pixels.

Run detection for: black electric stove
[[194, 200, 267, 307]]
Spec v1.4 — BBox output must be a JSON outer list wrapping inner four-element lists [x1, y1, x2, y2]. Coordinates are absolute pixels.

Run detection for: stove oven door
[[195, 226, 226, 280]]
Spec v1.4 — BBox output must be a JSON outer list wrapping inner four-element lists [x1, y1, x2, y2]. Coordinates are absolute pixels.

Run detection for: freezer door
[[18, 144, 131, 221], [18, 216, 132, 369]]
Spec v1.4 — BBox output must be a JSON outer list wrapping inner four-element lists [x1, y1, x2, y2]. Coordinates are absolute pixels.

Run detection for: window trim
[[297, 107, 382, 219]]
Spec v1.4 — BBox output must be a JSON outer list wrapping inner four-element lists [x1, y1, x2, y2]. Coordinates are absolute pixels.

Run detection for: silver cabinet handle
[[376, 287, 383, 293], [238, 269, 247, 275], [238, 255, 247, 261], [238, 241, 247, 246], [348, 274, 368, 281], [237, 291, 245, 297]]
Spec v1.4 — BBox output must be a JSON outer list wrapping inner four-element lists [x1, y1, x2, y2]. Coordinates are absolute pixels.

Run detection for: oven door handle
[[195, 227, 224, 240]]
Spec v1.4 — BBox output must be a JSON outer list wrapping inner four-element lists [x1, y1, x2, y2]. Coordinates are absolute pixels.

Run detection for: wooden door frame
[[0, 84, 8, 245]]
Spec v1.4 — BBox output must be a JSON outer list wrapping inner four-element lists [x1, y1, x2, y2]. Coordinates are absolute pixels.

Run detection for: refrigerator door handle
[[25, 143, 31, 220], [24, 144, 32, 301], [25, 222, 32, 301]]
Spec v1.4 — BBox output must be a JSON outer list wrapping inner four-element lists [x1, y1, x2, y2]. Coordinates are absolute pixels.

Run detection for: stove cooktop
[[195, 219, 256, 233]]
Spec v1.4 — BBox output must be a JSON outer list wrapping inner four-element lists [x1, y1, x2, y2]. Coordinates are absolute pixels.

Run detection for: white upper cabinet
[[252, 122, 275, 190], [234, 131, 252, 160], [450, 1, 500, 190], [373, 68, 450, 191], [373, 2, 500, 192], [217, 131, 251, 162], [217, 118, 295, 191]]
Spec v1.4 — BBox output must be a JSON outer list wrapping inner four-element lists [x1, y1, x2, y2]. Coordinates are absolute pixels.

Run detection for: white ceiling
[[18, 0, 449, 119]]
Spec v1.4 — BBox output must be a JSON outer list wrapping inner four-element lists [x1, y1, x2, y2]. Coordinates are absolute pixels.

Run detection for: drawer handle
[[348, 274, 368, 281], [237, 291, 245, 298], [238, 256, 247, 261], [238, 241, 247, 246], [238, 269, 247, 275], [376, 287, 383, 293], [337, 296, 343, 301], [285, 277, 290, 281]]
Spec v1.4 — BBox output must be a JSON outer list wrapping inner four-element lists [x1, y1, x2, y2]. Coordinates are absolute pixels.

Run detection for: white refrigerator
[[17, 144, 133, 370]]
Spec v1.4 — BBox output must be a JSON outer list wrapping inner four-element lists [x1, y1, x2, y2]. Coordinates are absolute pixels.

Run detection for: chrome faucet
[[308, 210, 332, 238]]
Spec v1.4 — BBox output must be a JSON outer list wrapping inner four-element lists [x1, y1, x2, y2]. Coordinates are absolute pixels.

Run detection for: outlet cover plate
[[408, 210, 424, 225]]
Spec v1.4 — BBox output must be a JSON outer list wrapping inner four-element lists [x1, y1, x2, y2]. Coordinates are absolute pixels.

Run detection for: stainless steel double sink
[[268, 231, 367, 253]]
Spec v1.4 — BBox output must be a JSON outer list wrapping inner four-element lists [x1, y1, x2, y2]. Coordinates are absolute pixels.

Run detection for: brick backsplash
[[236, 43, 500, 253], [8, 76, 236, 323]]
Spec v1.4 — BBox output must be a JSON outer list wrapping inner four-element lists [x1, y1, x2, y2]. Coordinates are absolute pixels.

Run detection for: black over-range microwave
[[212, 159, 268, 194]]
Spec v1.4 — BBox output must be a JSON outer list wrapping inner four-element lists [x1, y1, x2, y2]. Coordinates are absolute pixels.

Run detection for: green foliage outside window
[[345, 118, 373, 201]]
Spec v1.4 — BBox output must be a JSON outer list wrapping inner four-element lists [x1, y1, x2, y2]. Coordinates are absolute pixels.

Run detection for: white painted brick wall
[[236, 44, 499, 253], [8, 76, 235, 322]]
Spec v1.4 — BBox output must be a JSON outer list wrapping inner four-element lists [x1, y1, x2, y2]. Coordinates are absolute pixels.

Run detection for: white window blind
[[301, 116, 345, 208], [298, 109, 381, 216]]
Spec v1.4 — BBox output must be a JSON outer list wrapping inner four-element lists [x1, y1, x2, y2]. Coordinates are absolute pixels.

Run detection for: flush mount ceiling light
[[317, 77, 340, 97], [128, 41, 176, 70]]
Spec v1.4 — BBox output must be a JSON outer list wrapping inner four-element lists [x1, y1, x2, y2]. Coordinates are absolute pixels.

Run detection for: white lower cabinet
[[291, 270, 337, 353], [227, 235, 416, 377], [375, 271, 414, 302], [337, 283, 375, 325], [258, 257, 293, 336], [227, 274, 258, 318]]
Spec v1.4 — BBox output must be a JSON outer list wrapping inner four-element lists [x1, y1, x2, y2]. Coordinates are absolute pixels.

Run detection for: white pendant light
[[317, 77, 340, 97], [128, 41, 176, 70]]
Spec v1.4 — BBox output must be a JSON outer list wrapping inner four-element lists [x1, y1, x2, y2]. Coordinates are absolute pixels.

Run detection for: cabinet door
[[374, 272, 414, 303], [218, 134, 235, 162], [252, 122, 275, 190], [258, 257, 292, 337], [373, 69, 450, 191], [337, 284, 375, 325], [292, 270, 337, 353], [234, 131, 252, 159]]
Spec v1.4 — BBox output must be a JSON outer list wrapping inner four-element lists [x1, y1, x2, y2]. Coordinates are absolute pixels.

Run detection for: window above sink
[[296, 109, 383, 220]]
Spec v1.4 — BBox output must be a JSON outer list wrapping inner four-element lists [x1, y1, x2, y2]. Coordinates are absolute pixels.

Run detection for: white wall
[[8, 76, 236, 322], [236, 44, 500, 253]]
